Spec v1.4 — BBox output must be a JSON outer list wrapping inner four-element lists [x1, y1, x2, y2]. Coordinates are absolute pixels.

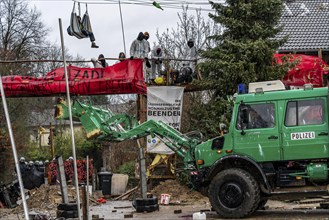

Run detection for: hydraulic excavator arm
[[55, 98, 201, 161]]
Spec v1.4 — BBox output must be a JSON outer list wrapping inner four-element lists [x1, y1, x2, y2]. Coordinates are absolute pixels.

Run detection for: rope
[[0, 57, 200, 63]]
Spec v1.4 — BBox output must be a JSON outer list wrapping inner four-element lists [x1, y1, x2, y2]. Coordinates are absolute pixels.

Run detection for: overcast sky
[[29, 0, 214, 66]]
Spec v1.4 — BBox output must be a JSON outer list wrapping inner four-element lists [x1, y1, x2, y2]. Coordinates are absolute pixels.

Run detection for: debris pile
[[10, 184, 78, 215], [150, 179, 208, 204]]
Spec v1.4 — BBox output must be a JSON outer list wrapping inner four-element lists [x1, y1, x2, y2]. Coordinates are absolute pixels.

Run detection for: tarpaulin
[[1, 59, 146, 97], [274, 54, 329, 87]]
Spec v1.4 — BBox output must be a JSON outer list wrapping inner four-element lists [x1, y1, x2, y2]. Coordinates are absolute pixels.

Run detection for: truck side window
[[285, 99, 324, 126], [236, 103, 275, 130]]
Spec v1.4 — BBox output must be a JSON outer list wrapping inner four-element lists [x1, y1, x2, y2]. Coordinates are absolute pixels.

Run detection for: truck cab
[[194, 81, 329, 218], [232, 81, 328, 162]]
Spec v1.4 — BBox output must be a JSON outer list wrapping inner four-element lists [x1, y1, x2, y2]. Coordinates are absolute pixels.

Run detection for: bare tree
[[155, 5, 222, 70], [0, 0, 88, 183], [0, 0, 48, 60]]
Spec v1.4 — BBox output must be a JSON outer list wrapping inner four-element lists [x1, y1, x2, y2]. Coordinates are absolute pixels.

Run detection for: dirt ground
[[2, 179, 329, 219]]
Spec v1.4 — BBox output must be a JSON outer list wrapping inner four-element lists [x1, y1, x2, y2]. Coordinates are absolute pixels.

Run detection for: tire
[[257, 198, 268, 210], [133, 197, 158, 206], [57, 210, 78, 218], [57, 203, 78, 211], [134, 204, 159, 213], [209, 168, 260, 218]]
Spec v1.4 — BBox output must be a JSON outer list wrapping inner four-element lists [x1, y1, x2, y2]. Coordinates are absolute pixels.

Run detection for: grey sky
[[29, 0, 214, 66]]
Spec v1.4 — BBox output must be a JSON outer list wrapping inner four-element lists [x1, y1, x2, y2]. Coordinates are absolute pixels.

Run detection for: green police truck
[[55, 80, 329, 218]]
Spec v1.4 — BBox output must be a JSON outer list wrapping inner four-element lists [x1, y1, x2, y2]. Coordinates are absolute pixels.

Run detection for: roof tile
[[276, 0, 329, 51]]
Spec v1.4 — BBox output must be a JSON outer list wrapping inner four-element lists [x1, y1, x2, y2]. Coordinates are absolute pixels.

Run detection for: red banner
[[274, 54, 329, 87], [1, 59, 146, 97]]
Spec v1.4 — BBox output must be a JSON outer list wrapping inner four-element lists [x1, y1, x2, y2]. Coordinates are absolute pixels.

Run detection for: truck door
[[233, 102, 281, 162], [282, 98, 329, 160]]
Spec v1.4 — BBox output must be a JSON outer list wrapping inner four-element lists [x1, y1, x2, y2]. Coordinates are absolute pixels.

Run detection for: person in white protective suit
[[91, 54, 108, 68], [130, 32, 147, 59], [150, 45, 163, 80], [143, 32, 151, 56], [130, 32, 151, 81], [183, 39, 198, 73]]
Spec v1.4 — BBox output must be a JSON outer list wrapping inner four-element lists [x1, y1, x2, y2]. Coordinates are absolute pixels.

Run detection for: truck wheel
[[209, 168, 260, 218], [257, 198, 268, 210]]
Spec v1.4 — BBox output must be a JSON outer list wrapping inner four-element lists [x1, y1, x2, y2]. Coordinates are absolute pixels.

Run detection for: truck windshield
[[236, 103, 275, 130]]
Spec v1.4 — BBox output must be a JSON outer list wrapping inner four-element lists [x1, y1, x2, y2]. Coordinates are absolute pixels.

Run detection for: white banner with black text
[[146, 86, 184, 154]]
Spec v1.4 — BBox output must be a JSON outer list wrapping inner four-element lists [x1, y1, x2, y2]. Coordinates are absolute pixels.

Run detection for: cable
[[27, 0, 216, 11]]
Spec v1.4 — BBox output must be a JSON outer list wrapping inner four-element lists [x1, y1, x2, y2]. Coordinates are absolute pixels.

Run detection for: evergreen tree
[[191, 0, 288, 137]]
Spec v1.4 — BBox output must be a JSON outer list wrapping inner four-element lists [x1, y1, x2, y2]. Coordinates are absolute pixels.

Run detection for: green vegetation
[[115, 160, 139, 189], [191, 0, 289, 138], [24, 129, 102, 165]]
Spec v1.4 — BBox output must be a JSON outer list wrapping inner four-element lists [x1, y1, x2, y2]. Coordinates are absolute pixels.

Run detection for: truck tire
[[257, 198, 268, 210], [209, 168, 260, 218]]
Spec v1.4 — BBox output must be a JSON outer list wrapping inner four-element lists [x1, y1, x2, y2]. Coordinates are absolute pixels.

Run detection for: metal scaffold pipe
[[0, 75, 30, 219], [58, 18, 82, 220]]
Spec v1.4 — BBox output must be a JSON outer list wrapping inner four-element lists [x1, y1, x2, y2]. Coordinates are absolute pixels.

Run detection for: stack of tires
[[57, 203, 79, 218], [132, 197, 159, 212]]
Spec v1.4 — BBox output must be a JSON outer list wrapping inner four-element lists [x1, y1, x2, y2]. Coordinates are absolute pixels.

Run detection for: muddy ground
[[1, 179, 329, 219]]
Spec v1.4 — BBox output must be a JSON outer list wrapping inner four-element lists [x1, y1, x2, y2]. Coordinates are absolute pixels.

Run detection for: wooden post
[[318, 48, 323, 59], [82, 185, 87, 220], [138, 144, 147, 199], [49, 123, 55, 159], [56, 156, 68, 203]]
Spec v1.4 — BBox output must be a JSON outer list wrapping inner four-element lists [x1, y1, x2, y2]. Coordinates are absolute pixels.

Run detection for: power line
[[27, 0, 216, 12]]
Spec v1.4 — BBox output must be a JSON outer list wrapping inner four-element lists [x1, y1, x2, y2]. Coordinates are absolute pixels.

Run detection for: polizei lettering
[[291, 132, 315, 140]]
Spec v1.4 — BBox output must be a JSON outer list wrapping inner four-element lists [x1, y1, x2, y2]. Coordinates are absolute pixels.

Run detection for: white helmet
[[19, 157, 26, 162]]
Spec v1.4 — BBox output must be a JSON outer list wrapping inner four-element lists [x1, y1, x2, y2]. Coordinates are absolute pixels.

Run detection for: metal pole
[[118, 0, 127, 55], [86, 156, 90, 220], [58, 18, 82, 220], [0, 75, 29, 219], [137, 140, 147, 199]]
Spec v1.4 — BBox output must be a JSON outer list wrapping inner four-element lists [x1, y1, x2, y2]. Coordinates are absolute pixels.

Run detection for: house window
[[285, 99, 324, 126], [236, 103, 275, 130]]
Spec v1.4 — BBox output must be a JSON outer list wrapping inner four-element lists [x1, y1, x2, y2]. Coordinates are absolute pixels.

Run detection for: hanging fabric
[[82, 4, 93, 34], [67, 2, 88, 39]]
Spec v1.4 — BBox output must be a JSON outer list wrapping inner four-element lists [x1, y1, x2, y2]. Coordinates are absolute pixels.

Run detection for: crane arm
[[55, 98, 200, 159]]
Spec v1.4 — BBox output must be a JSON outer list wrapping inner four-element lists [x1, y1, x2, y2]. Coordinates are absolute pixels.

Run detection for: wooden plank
[[114, 186, 139, 201]]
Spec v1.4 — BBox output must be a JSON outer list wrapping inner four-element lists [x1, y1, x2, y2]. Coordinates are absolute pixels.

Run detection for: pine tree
[[190, 0, 288, 137], [201, 0, 286, 95]]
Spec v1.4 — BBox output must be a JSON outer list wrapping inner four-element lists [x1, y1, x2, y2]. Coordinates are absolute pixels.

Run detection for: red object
[[97, 198, 107, 203], [274, 54, 329, 87], [47, 159, 93, 184], [1, 59, 146, 97]]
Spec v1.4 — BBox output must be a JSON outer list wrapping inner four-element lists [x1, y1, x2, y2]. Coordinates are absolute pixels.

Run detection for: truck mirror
[[219, 123, 227, 134]]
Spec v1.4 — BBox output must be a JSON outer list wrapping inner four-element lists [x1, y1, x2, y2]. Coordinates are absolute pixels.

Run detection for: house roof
[[276, 0, 329, 51], [28, 109, 77, 127]]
